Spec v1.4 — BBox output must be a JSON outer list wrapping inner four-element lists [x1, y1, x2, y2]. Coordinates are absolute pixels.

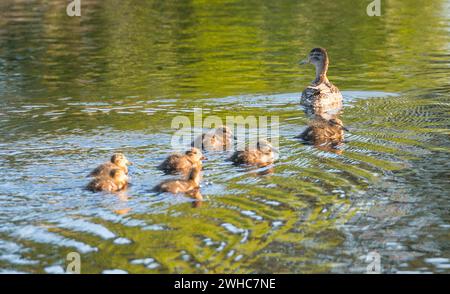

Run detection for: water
[[0, 0, 449, 273]]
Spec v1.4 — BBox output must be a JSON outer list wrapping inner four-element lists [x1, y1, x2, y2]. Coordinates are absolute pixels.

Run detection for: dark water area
[[0, 0, 449, 273]]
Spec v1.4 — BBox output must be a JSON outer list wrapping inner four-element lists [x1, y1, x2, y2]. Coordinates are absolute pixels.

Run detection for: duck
[[299, 48, 343, 115], [158, 147, 206, 175], [87, 169, 129, 193], [154, 165, 203, 201], [89, 153, 132, 178], [229, 140, 276, 167], [296, 115, 347, 149], [192, 126, 235, 151]]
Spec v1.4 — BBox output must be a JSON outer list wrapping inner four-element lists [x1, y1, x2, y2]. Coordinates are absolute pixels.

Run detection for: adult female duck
[[299, 48, 343, 115]]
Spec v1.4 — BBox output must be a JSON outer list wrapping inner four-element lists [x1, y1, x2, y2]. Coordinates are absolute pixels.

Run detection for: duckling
[[296, 115, 347, 148], [192, 126, 235, 151], [158, 147, 206, 175], [89, 153, 132, 178], [154, 165, 203, 201], [299, 48, 343, 115], [87, 169, 128, 193], [229, 140, 276, 167]]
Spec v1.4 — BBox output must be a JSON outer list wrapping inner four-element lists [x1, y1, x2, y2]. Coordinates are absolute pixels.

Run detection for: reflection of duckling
[[229, 140, 276, 167], [158, 148, 206, 175], [154, 166, 203, 201], [89, 153, 132, 177], [297, 116, 347, 149], [299, 48, 343, 115], [192, 126, 234, 151], [87, 169, 128, 193]]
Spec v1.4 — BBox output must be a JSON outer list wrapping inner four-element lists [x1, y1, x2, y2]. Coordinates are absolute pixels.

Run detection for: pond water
[[0, 0, 449, 273]]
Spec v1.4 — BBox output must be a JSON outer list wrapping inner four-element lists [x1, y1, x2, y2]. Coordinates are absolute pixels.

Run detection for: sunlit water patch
[[0, 89, 448, 273]]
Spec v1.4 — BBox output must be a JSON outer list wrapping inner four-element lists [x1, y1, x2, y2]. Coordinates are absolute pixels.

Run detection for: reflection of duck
[[158, 148, 206, 175], [229, 140, 276, 167], [89, 153, 132, 177], [299, 48, 343, 115], [87, 169, 128, 192], [296, 115, 347, 151], [192, 126, 234, 151], [154, 165, 203, 201]]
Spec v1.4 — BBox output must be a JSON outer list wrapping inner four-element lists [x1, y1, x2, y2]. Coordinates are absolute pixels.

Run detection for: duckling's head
[[185, 147, 207, 161], [111, 153, 132, 168], [215, 125, 234, 138], [257, 140, 273, 154], [300, 48, 328, 66], [110, 169, 128, 183]]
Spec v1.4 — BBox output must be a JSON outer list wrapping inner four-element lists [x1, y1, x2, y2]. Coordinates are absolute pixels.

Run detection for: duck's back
[[87, 178, 117, 192], [193, 132, 233, 151], [299, 119, 344, 147], [231, 149, 273, 166], [301, 82, 343, 115], [230, 150, 254, 164], [156, 179, 191, 194], [159, 153, 194, 174], [89, 162, 116, 178]]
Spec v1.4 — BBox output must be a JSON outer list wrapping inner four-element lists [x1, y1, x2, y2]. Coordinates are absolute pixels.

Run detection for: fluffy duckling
[[299, 48, 343, 115], [229, 140, 276, 167], [154, 165, 203, 201], [87, 169, 128, 193], [158, 147, 206, 175], [89, 153, 132, 178], [296, 115, 347, 148], [192, 126, 235, 151]]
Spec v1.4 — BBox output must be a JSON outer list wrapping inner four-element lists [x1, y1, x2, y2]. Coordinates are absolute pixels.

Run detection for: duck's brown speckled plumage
[[192, 126, 234, 151], [87, 169, 128, 193], [158, 147, 205, 175], [297, 115, 345, 149], [89, 153, 132, 178], [229, 140, 276, 167], [154, 165, 203, 201]]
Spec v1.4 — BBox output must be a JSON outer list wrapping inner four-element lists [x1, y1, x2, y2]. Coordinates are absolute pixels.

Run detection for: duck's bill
[[299, 58, 310, 65]]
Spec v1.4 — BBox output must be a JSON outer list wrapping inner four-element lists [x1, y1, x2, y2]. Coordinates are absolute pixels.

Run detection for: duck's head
[[257, 140, 274, 154], [110, 169, 128, 183], [111, 153, 132, 168], [300, 48, 330, 85], [215, 125, 235, 139], [299, 47, 328, 66], [186, 147, 207, 161]]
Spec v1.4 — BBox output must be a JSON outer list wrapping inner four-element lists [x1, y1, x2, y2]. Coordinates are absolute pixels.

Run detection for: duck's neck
[[313, 57, 329, 85]]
